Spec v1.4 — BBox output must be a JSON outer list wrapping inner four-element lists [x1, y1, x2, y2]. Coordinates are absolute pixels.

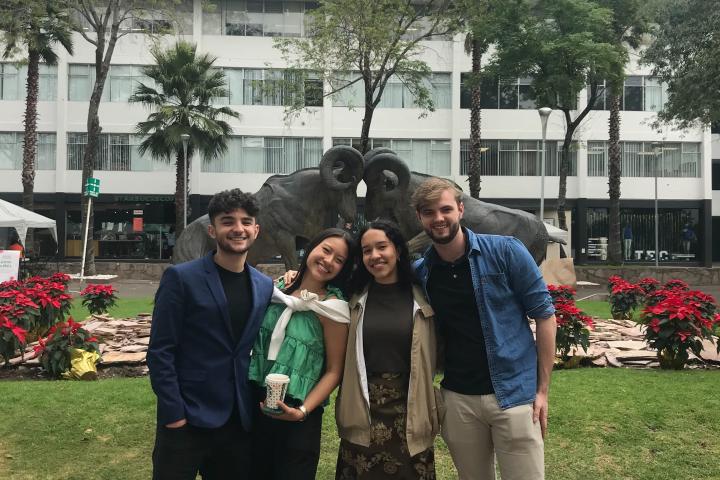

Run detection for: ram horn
[[363, 147, 396, 165], [319, 146, 364, 191], [362, 151, 410, 194]]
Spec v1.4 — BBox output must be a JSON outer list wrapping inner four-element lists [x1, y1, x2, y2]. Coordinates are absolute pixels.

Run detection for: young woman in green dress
[[248, 228, 355, 480], [335, 219, 443, 479]]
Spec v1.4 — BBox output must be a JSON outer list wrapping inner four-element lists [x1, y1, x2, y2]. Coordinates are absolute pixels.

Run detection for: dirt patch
[[0, 364, 148, 381]]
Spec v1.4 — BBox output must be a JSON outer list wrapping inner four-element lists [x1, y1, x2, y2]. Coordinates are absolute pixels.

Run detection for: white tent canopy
[[0, 198, 57, 246]]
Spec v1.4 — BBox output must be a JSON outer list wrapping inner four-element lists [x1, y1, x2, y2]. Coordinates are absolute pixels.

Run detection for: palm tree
[[130, 41, 239, 237], [461, 0, 517, 199], [1, 0, 73, 217], [597, 0, 647, 264], [464, 32, 486, 199]]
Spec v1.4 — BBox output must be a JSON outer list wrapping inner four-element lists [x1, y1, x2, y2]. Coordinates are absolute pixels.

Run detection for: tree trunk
[[175, 150, 188, 237], [607, 91, 622, 264], [359, 104, 376, 155], [80, 106, 101, 275], [22, 50, 40, 254], [468, 38, 483, 199], [557, 123, 573, 231], [80, 8, 119, 275]]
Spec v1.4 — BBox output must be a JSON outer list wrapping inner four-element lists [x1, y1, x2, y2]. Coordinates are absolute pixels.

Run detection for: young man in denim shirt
[[411, 178, 556, 480]]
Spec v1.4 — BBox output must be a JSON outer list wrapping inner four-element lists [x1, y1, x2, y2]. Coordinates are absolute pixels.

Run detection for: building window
[[587, 141, 701, 178], [460, 139, 578, 176], [461, 75, 536, 110], [333, 73, 451, 109], [68, 64, 151, 102], [586, 207, 701, 262], [589, 77, 668, 112], [202, 0, 317, 37], [0, 132, 56, 170], [67, 133, 173, 171], [0, 63, 57, 101], [202, 136, 323, 173], [212, 68, 322, 107], [333, 138, 451, 176]]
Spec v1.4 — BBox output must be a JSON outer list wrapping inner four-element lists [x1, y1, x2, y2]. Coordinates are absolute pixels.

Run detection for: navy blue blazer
[[147, 252, 273, 431]]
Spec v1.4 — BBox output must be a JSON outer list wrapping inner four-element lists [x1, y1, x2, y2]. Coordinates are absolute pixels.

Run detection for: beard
[[425, 220, 461, 245], [215, 235, 254, 255]]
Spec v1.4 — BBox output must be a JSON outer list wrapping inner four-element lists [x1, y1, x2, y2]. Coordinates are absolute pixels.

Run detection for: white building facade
[[0, 0, 713, 265]]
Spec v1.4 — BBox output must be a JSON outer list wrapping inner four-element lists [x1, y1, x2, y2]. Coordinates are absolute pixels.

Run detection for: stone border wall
[[40, 261, 287, 281], [576, 266, 720, 286]]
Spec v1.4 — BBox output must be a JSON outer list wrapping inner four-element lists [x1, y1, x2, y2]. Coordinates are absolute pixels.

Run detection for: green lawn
[[75, 298, 614, 323], [69, 297, 155, 322], [576, 300, 613, 320], [1, 370, 719, 479]]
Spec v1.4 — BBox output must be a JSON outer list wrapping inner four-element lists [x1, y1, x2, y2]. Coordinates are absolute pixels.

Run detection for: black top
[[363, 281, 414, 374], [427, 250, 494, 395], [215, 263, 252, 343]]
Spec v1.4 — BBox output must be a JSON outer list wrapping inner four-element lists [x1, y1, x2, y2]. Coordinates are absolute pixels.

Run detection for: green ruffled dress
[[248, 285, 345, 403]]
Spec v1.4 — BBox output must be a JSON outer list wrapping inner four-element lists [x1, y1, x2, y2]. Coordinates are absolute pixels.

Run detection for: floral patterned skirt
[[335, 372, 435, 480]]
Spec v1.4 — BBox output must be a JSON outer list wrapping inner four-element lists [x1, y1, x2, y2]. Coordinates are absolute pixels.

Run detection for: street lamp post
[[537, 107, 552, 222], [180, 134, 190, 230]]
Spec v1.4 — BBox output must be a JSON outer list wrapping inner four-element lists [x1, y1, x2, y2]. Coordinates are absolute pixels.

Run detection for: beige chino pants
[[441, 389, 544, 480]]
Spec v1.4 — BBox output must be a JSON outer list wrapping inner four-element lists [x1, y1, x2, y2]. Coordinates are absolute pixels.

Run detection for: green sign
[[84, 177, 100, 198]]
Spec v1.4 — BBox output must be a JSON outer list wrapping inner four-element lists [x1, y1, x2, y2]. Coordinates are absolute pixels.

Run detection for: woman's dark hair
[[285, 228, 356, 297], [350, 219, 414, 294]]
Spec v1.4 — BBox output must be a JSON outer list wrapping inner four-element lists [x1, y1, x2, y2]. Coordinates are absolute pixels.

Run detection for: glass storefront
[[586, 207, 701, 262], [65, 200, 174, 260]]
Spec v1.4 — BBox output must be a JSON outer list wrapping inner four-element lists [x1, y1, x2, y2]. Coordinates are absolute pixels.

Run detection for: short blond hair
[[411, 178, 462, 212]]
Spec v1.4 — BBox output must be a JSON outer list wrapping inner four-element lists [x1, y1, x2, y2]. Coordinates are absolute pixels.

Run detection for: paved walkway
[[67, 277, 720, 303], [68, 279, 160, 298]]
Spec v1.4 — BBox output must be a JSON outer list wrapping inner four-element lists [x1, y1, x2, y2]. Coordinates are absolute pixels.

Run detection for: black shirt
[[427, 250, 494, 395], [215, 263, 252, 343], [363, 281, 414, 374]]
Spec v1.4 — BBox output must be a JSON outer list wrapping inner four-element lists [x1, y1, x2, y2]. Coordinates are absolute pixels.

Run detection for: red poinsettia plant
[[637, 277, 661, 297], [23, 277, 73, 330], [34, 317, 99, 378], [0, 312, 27, 365], [0, 292, 40, 330], [548, 284, 595, 360], [607, 275, 643, 320], [639, 288, 720, 369], [80, 284, 117, 316]]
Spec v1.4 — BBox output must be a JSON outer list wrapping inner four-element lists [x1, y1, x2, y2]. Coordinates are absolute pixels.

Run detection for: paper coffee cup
[[264, 373, 290, 413]]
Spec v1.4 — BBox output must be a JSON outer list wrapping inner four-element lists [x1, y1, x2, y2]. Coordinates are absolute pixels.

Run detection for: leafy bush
[[548, 285, 595, 360], [80, 284, 118, 316], [34, 318, 99, 378], [639, 288, 720, 369], [0, 313, 27, 365], [607, 275, 643, 320]]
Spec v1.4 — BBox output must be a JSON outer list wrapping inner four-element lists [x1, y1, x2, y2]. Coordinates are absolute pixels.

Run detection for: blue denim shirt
[[414, 228, 555, 409]]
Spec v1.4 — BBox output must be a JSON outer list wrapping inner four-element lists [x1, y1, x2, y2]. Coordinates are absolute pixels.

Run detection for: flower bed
[[607, 276, 720, 369]]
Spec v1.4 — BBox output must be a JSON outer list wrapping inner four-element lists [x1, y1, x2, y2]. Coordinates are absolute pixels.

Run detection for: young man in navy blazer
[[148, 188, 274, 479]]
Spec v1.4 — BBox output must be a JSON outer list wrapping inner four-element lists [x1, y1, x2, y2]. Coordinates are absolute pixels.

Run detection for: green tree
[[642, 0, 720, 128], [275, 0, 458, 154], [0, 1, 73, 218], [492, 0, 624, 230], [461, 0, 525, 198], [596, 0, 647, 264], [62, 0, 181, 274], [129, 41, 238, 236]]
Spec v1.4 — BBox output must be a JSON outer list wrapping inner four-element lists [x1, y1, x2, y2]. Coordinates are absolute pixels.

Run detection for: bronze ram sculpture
[[362, 148, 558, 265], [173, 145, 364, 269]]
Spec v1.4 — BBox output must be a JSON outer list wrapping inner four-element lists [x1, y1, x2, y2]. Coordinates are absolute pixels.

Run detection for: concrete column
[[54, 48, 70, 194]]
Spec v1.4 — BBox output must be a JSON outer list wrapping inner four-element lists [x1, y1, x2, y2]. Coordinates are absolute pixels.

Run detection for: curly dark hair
[[207, 189, 260, 223], [350, 219, 414, 294], [286, 228, 356, 298]]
